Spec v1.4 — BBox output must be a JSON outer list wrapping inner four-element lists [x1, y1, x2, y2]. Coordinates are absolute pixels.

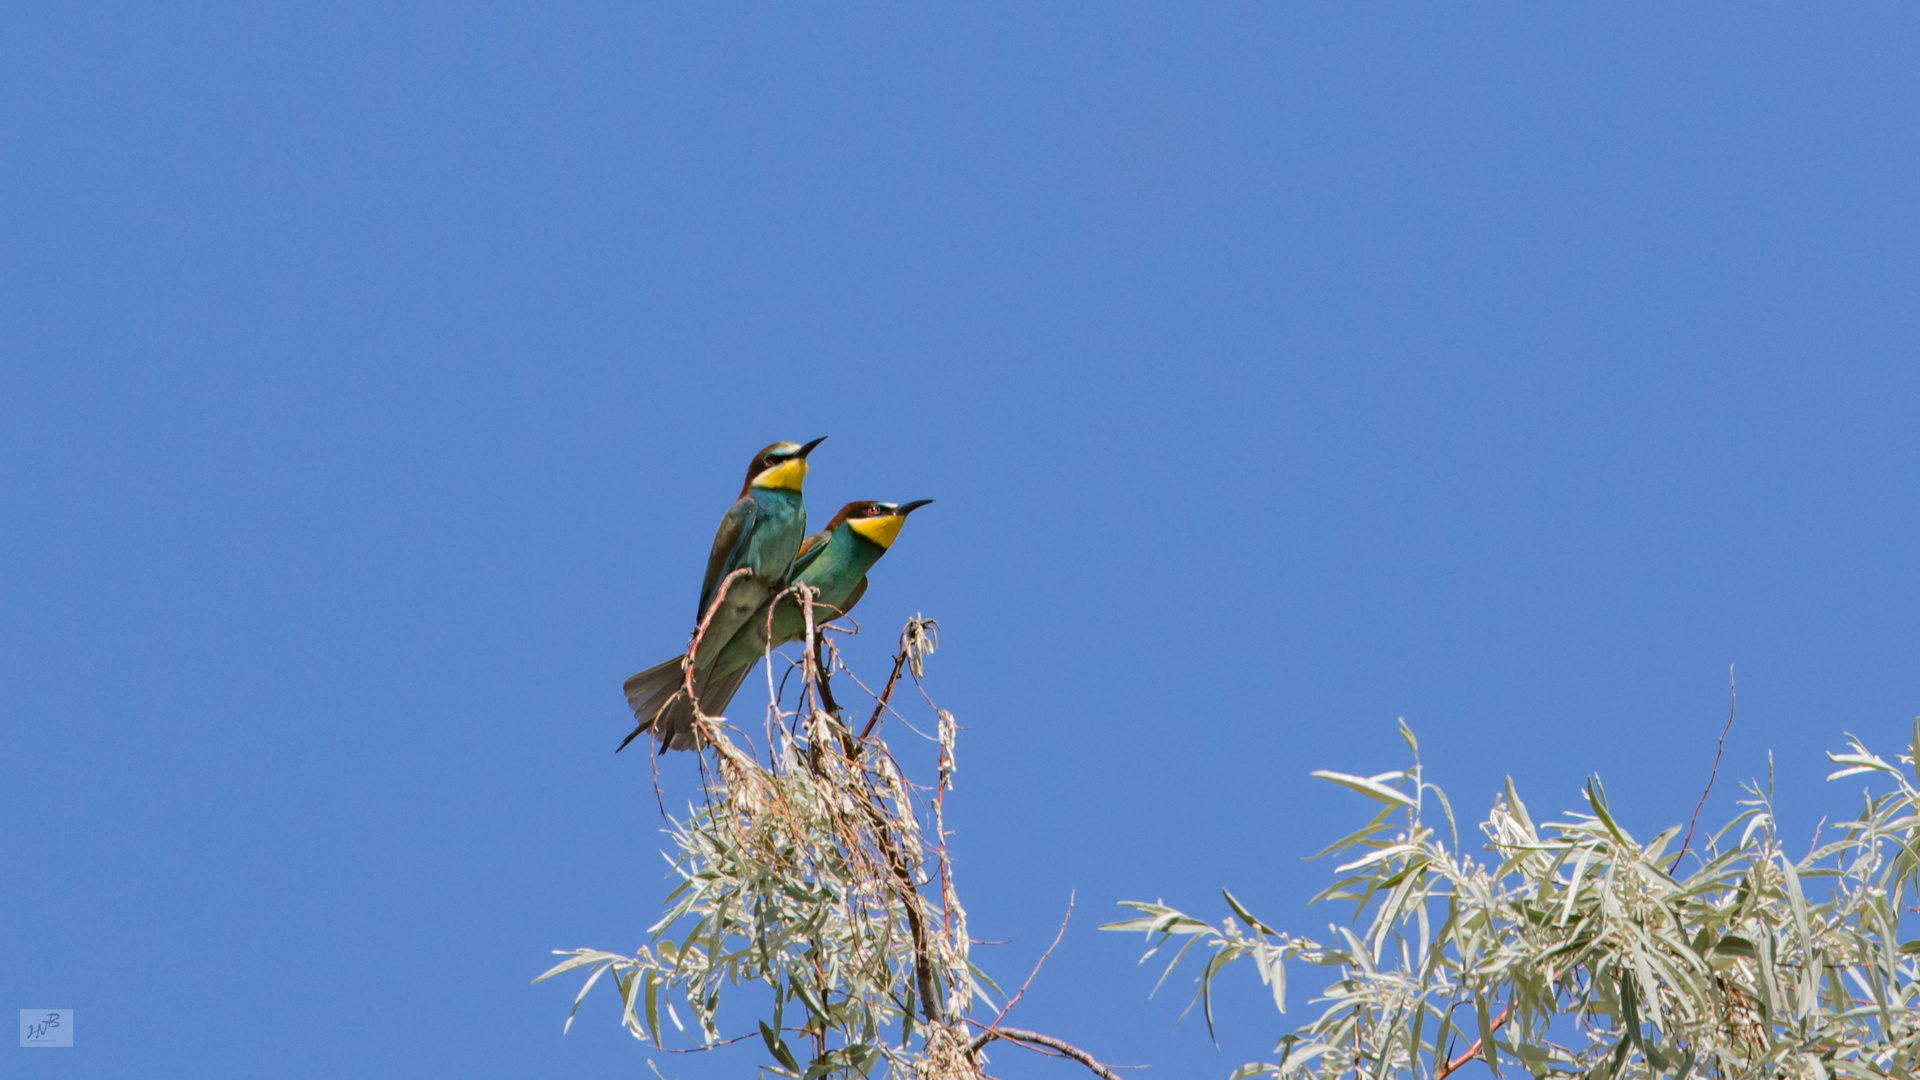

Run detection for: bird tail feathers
[[618, 655, 697, 752], [617, 648, 769, 754]]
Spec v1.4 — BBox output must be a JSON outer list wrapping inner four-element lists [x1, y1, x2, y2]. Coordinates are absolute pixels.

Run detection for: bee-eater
[[620, 438, 825, 751], [783, 498, 936, 638], [618, 497, 932, 752]]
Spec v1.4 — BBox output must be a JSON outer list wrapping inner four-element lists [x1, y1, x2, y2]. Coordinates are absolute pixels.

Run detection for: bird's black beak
[[895, 499, 934, 515], [798, 436, 828, 458]]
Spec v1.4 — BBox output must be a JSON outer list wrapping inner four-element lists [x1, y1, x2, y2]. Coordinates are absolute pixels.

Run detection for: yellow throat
[[847, 514, 904, 548], [750, 457, 808, 492]]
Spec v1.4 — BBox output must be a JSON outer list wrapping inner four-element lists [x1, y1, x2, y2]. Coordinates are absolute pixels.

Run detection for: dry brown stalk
[[919, 1022, 984, 1080]]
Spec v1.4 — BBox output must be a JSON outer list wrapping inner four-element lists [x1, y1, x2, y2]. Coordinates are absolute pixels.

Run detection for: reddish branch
[[681, 566, 756, 738], [1436, 1004, 1511, 1080], [863, 786, 942, 1025], [982, 892, 1074, 1036], [969, 1025, 1125, 1080], [1670, 666, 1736, 874], [813, 635, 860, 758], [859, 647, 910, 741], [791, 600, 943, 1026]]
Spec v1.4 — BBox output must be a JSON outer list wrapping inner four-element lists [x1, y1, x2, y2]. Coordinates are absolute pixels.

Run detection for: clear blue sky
[[5, 4, 1917, 1078]]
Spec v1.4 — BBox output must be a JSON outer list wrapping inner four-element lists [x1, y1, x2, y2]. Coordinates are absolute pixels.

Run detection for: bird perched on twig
[[621, 438, 825, 751], [618, 498, 934, 752]]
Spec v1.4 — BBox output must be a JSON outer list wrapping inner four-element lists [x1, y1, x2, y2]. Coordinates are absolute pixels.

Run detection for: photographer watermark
[[20, 1010, 72, 1048]]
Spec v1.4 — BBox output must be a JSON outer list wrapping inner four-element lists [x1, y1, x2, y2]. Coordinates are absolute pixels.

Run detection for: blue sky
[[5, 4, 1918, 1078]]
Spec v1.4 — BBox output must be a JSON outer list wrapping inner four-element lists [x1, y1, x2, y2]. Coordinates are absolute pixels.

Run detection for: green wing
[[696, 496, 757, 621], [836, 576, 869, 620], [790, 529, 833, 579]]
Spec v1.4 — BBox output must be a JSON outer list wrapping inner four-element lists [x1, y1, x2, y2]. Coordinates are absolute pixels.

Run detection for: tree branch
[[970, 1025, 1124, 1080], [983, 892, 1073, 1034], [814, 634, 859, 759], [859, 647, 909, 741], [1435, 1004, 1510, 1080], [616, 565, 755, 754], [686, 566, 756, 706], [866, 794, 943, 1025], [1670, 665, 1736, 874]]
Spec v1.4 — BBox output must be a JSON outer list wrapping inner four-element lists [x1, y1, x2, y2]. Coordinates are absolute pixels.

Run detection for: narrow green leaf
[[1780, 856, 1812, 947], [1223, 889, 1278, 936], [644, 972, 662, 1046], [563, 960, 612, 1035], [1584, 778, 1632, 846], [1475, 997, 1500, 1076], [1714, 935, 1756, 958], [534, 949, 617, 983], [1312, 770, 1415, 808], [760, 1021, 800, 1073]]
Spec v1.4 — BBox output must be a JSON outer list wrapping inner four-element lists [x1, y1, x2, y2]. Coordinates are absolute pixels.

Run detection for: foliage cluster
[[544, 591, 1920, 1080], [541, 597, 1112, 1080], [1109, 721, 1920, 1080]]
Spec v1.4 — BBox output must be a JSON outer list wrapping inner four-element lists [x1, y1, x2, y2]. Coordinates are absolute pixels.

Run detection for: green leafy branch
[[1109, 720, 1920, 1080]]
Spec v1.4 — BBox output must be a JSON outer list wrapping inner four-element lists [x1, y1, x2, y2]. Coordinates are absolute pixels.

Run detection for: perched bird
[[621, 438, 825, 751], [789, 499, 936, 633], [618, 498, 933, 752]]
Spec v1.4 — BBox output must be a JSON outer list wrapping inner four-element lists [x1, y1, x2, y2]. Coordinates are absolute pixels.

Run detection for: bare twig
[[647, 732, 666, 821], [969, 1025, 1126, 1080], [793, 582, 835, 776], [685, 566, 757, 717], [815, 635, 859, 759], [984, 892, 1075, 1034], [616, 565, 758, 755], [860, 647, 910, 741], [1435, 1004, 1510, 1080], [653, 1029, 768, 1053], [762, 582, 789, 766], [1670, 665, 1736, 874]]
